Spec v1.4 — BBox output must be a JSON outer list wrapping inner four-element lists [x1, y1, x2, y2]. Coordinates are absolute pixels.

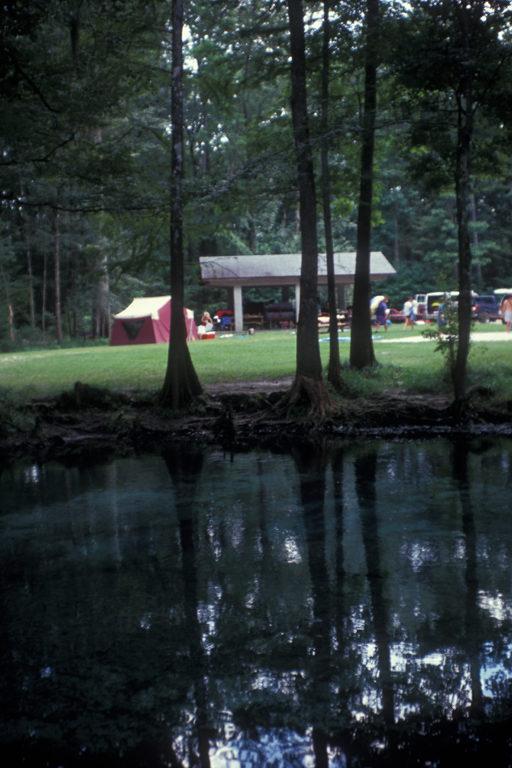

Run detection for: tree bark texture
[[470, 192, 482, 288], [42, 249, 47, 332], [25, 218, 36, 329], [350, 0, 379, 370], [54, 210, 63, 342], [161, 0, 202, 409], [453, 8, 474, 405], [0, 259, 16, 342], [321, 0, 343, 391], [94, 252, 110, 338], [286, 0, 323, 388]]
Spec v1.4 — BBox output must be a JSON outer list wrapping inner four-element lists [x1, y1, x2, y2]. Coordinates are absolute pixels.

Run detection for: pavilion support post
[[294, 282, 301, 323], [233, 284, 243, 333]]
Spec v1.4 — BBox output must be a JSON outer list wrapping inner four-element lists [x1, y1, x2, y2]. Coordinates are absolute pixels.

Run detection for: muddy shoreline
[[2, 381, 512, 465]]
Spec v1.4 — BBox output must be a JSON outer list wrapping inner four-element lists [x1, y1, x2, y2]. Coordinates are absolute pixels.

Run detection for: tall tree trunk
[[19, 181, 35, 329], [0, 260, 16, 342], [286, 0, 329, 413], [41, 249, 47, 332], [393, 211, 400, 266], [94, 253, 110, 338], [54, 210, 63, 342], [453, 16, 473, 406], [68, 246, 78, 338], [321, 0, 343, 391], [350, 0, 379, 370], [26, 222, 36, 329], [7, 303, 15, 342], [470, 191, 482, 288], [161, 0, 202, 409]]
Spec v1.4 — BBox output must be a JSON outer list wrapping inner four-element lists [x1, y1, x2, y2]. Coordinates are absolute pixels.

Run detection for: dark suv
[[474, 295, 500, 322]]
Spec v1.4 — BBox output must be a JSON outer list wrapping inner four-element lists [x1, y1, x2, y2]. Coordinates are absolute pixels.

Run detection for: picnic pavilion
[[199, 251, 396, 332]]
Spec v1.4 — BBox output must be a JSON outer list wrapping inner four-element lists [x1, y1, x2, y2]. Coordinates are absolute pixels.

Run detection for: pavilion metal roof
[[199, 251, 395, 286]]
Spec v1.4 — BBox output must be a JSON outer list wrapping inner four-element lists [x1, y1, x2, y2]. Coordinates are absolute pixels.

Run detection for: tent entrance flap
[[122, 319, 146, 340]]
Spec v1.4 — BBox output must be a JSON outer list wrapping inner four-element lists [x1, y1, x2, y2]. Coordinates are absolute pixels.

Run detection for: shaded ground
[[2, 377, 512, 466]]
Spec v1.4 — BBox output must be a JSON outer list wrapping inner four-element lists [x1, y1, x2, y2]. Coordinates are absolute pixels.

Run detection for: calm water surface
[[1, 438, 512, 767]]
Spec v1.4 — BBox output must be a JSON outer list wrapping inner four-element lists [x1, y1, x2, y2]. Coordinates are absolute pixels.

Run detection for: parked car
[[473, 295, 500, 322], [388, 307, 405, 323], [414, 292, 446, 321], [415, 291, 477, 321], [447, 291, 478, 320], [414, 293, 427, 319]]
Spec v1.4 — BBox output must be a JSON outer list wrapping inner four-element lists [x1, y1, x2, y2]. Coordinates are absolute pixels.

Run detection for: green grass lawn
[[1, 323, 512, 400]]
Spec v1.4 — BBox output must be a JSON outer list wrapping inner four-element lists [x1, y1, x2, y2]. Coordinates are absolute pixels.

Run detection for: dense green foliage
[[1, 0, 511, 348]]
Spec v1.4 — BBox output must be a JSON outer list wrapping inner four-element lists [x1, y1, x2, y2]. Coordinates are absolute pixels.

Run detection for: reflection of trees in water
[[164, 447, 211, 768], [452, 438, 483, 719], [293, 442, 331, 768], [3, 442, 512, 765], [355, 449, 395, 729]]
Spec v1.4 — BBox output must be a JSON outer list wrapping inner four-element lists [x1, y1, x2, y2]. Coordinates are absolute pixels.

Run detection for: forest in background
[[1, 0, 512, 349]]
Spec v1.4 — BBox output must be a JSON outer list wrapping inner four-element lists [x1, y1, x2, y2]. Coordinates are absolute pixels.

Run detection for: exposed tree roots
[[279, 375, 335, 421]]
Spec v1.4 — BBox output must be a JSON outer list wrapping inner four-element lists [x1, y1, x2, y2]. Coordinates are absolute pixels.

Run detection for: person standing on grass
[[501, 295, 512, 332], [403, 296, 414, 328], [376, 296, 389, 331], [411, 296, 418, 322]]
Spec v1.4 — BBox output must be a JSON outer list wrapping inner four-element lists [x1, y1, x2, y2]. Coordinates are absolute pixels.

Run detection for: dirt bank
[[2, 379, 512, 465]]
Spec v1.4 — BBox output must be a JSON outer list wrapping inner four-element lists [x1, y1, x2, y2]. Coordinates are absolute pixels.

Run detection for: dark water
[[1, 438, 512, 767]]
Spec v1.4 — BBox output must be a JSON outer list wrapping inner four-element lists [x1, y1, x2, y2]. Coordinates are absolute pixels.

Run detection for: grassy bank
[[1, 324, 512, 401]]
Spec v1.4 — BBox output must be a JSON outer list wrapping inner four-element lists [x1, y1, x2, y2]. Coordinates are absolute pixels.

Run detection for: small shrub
[[0, 391, 36, 436], [422, 299, 459, 392], [0, 338, 16, 353]]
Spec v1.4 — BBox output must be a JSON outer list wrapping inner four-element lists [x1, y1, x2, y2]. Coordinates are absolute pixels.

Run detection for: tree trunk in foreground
[[41, 248, 47, 332], [350, 0, 379, 370], [54, 210, 63, 343], [286, 0, 329, 414], [452, 10, 473, 407], [161, 0, 202, 409], [94, 252, 110, 338], [26, 222, 35, 329], [321, 0, 343, 391], [0, 259, 16, 342]]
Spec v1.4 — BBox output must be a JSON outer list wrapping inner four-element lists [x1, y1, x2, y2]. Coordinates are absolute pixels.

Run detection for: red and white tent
[[110, 296, 198, 346]]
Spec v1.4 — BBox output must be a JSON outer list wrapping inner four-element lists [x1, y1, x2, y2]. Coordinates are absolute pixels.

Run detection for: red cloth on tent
[[110, 297, 198, 346]]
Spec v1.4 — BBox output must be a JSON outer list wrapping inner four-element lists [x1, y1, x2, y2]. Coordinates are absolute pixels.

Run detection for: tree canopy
[[1, 0, 511, 360]]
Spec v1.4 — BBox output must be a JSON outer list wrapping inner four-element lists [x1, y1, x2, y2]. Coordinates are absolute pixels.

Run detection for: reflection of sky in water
[[2, 439, 512, 763], [283, 535, 303, 564], [189, 722, 347, 768]]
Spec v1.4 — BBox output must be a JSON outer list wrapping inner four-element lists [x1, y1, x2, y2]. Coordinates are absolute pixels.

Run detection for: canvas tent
[[110, 296, 198, 346]]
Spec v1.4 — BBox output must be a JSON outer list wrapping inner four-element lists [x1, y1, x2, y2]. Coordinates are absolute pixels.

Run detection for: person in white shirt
[[403, 296, 415, 328]]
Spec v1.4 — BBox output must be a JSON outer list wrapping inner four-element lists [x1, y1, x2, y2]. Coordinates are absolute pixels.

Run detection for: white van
[[415, 291, 477, 321], [414, 292, 445, 321]]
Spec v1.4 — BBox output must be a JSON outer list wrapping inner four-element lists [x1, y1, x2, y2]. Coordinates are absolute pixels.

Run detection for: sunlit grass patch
[[0, 328, 511, 401]]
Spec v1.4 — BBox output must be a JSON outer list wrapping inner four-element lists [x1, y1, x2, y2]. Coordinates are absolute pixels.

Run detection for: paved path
[[377, 331, 512, 344]]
